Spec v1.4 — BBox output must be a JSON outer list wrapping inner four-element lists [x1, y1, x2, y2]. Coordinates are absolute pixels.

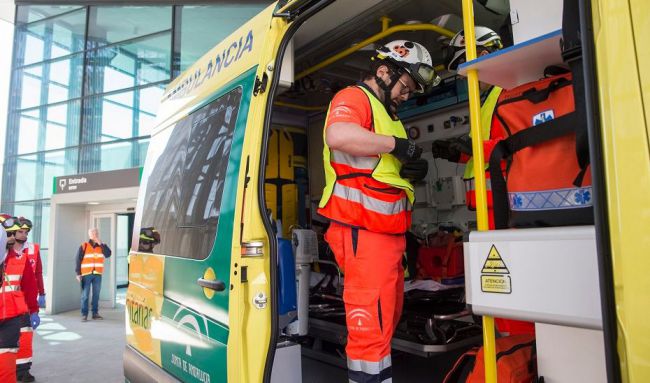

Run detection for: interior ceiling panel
[[293, 0, 509, 81]]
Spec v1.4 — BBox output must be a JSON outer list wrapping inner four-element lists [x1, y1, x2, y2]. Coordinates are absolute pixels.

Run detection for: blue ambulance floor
[[31, 306, 125, 383]]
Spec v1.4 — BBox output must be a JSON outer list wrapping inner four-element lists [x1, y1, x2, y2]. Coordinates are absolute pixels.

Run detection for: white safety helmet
[[376, 40, 441, 93], [444, 26, 503, 71]]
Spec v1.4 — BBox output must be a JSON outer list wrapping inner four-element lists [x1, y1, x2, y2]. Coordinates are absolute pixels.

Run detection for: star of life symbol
[[59, 178, 67, 190], [533, 110, 555, 126]]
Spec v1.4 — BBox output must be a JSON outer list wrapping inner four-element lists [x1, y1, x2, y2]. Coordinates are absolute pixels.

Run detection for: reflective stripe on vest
[[23, 243, 39, 276], [1, 251, 29, 319], [509, 186, 593, 211], [319, 86, 414, 234], [464, 86, 502, 180], [80, 243, 105, 276], [332, 183, 410, 216]]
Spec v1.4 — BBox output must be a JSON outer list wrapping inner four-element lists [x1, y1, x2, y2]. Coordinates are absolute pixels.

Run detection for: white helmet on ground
[[444, 26, 503, 71], [376, 40, 441, 93]]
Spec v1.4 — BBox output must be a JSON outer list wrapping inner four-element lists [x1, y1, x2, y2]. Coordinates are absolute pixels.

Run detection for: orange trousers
[[16, 313, 33, 374], [325, 223, 405, 383]]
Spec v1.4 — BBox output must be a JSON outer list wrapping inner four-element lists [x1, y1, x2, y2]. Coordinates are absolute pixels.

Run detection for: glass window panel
[[17, 113, 39, 154], [42, 149, 78, 199], [20, 75, 42, 109], [178, 4, 267, 72], [41, 203, 50, 251], [86, 33, 171, 95], [83, 85, 164, 144], [17, 5, 84, 24], [138, 86, 164, 137], [87, 6, 171, 49], [79, 138, 149, 172], [23, 34, 45, 66], [15, 155, 38, 200], [45, 101, 81, 150], [139, 87, 242, 259], [12, 202, 36, 221], [16, 8, 86, 66], [16, 54, 84, 109], [14, 101, 81, 155]]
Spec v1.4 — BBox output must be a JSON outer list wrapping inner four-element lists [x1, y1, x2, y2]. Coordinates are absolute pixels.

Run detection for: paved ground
[[30, 307, 125, 383]]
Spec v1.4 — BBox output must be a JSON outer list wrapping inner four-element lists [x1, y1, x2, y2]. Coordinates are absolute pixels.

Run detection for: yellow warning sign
[[481, 275, 512, 294], [480, 245, 511, 294], [481, 245, 510, 274]]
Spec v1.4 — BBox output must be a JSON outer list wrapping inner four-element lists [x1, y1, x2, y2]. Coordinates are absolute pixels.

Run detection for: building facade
[[2, 2, 269, 283]]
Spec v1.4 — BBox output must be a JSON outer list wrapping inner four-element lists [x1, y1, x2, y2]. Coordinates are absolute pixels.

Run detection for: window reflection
[[15, 101, 81, 155], [87, 6, 172, 49], [83, 85, 164, 144], [17, 5, 84, 24], [86, 33, 171, 95], [79, 138, 150, 173], [177, 4, 267, 72], [16, 8, 86, 66], [140, 87, 242, 259], [16, 54, 84, 109]]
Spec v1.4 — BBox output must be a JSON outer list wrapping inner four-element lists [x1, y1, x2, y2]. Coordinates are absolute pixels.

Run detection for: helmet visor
[[406, 63, 441, 93]]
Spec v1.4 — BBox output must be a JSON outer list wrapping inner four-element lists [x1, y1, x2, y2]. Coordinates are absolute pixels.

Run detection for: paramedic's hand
[[38, 294, 46, 308], [76, 275, 81, 283], [400, 159, 429, 182], [30, 313, 40, 330], [391, 137, 422, 162], [450, 136, 473, 156], [431, 140, 461, 162]]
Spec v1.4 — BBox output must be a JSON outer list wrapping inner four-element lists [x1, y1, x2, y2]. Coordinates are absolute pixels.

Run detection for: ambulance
[[123, 0, 649, 382]]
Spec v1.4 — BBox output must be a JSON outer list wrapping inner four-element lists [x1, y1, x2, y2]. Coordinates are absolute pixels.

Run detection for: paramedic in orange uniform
[[0, 217, 39, 383], [318, 40, 438, 382], [13, 217, 43, 382], [432, 27, 534, 336]]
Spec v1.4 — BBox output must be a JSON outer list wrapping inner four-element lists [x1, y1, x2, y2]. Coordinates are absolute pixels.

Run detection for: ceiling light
[[87, 202, 100, 205]]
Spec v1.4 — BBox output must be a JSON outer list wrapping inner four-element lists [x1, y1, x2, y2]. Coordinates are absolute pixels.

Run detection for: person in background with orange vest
[[12, 217, 43, 382], [0, 217, 38, 383], [319, 40, 438, 383], [75, 227, 111, 322], [432, 27, 534, 336]]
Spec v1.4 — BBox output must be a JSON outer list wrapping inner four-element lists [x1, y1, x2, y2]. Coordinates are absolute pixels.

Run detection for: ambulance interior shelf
[[457, 29, 563, 89]]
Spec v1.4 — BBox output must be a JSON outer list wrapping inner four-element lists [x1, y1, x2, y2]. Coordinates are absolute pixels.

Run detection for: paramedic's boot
[[18, 370, 35, 382]]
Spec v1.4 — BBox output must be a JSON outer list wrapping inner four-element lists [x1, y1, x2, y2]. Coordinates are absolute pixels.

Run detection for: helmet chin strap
[[374, 69, 402, 116]]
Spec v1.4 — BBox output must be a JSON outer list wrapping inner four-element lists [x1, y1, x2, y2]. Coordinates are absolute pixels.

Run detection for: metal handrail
[[461, 0, 497, 381], [296, 19, 454, 81]]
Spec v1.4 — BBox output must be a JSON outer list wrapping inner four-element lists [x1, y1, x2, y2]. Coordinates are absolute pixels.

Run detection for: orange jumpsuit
[[319, 86, 409, 382]]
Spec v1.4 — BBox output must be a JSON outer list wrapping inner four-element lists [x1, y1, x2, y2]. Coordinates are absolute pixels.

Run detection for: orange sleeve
[[326, 87, 373, 131]]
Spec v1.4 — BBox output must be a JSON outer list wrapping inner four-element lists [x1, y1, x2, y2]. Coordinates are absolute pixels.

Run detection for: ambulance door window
[[138, 87, 242, 259]]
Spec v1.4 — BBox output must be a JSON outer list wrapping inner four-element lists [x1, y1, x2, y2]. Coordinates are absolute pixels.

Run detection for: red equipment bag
[[416, 232, 464, 282], [443, 334, 538, 383], [489, 73, 593, 228]]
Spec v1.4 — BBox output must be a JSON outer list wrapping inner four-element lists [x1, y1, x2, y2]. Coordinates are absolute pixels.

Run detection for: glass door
[[91, 213, 116, 308], [116, 213, 134, 288]]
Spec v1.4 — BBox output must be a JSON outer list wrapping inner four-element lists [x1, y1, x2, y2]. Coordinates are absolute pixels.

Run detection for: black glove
[[431, 140, 461, 162], [450, 136, 473, 156], [391, 137, 423, 162], [400, 158, 429, 182]]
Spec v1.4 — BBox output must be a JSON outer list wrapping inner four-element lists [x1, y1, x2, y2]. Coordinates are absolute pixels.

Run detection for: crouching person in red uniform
[[0, 217, 39, 383]]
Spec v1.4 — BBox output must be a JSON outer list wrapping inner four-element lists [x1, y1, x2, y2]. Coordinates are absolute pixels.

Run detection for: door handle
[[197, 278, 226, 292]]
